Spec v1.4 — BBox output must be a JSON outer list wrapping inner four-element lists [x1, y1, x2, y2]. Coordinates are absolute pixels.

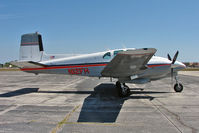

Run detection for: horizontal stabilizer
[[10, 61, 47, 68]]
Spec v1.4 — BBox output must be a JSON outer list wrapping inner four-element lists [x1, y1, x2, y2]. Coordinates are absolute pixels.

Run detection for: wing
[[101, 48, 157, 77]]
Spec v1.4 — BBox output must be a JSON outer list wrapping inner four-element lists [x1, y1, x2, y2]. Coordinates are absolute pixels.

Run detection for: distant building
[[0, 64, 3, 68], [183, 62, 199, 67]]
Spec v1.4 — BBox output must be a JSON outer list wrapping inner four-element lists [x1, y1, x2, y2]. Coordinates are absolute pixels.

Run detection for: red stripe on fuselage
[[21, 63, 107, 71]]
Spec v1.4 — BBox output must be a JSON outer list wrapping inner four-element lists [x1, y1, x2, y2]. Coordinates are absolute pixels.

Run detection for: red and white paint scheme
[[12, 33, 186, 97]]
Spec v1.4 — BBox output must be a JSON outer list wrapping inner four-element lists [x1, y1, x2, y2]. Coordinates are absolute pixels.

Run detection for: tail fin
[[19, 32, 44, 62]]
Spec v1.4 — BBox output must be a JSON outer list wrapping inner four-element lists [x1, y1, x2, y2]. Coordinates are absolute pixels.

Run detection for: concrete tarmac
[[0, 71, 199, 133]]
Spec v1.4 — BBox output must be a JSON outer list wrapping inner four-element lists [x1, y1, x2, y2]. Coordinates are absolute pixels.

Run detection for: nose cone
[[174, 61, 186, 71]]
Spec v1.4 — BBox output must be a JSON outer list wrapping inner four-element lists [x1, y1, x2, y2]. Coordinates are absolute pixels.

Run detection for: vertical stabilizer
[[19, 32, 44, 62]]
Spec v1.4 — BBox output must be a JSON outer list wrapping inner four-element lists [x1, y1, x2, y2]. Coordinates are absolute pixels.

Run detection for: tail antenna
[[122, 43, 126, 49]]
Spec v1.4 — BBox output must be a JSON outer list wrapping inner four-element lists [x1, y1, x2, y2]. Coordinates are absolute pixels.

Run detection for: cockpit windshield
[[103, 52, 111, 59]]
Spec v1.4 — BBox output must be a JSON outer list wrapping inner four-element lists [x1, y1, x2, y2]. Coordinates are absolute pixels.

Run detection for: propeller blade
[[167, 54, 172, 61], [172, 51, 179, 64]]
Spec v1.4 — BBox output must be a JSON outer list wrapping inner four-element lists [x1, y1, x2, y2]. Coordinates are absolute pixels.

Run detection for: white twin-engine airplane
[[11, 32, 186, 97]]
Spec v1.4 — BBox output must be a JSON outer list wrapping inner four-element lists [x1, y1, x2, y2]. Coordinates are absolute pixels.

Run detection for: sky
[[0, 0, 199, 63]]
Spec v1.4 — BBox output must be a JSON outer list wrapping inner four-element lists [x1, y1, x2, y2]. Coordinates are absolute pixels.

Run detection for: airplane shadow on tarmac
[[0, 88, 92, 97], [77, 83, 169, 123], [0, 84, 170, 123], [0, 88, 39, 97]]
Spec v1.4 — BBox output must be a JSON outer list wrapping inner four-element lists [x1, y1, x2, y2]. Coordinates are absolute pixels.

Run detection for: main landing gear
[[174, 75, 183, 92], [116, 81, 130, 97]]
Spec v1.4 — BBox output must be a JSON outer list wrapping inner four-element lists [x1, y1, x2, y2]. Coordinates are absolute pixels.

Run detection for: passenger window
[[103, 52, 111, 59], [114, 50, 123, 56]]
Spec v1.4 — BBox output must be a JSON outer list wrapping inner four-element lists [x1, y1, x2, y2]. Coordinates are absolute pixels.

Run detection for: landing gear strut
[[116, 81, 130, 97], [174, 75, 183, 92]]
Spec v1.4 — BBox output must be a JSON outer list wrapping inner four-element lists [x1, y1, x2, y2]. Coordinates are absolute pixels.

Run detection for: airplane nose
[[181, 62, 186, 68], [174, 61, 186, 70], [178, 61, 186, 68]]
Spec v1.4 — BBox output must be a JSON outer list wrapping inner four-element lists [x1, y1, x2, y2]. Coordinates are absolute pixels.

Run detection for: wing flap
[[101, 48, 157, 77]]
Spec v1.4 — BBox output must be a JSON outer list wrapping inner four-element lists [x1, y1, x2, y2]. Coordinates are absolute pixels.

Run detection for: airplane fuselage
[[20, 48, 185, 84]]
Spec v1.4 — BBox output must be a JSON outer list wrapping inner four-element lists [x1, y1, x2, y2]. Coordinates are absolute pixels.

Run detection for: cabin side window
[[103, 52, 111, 59], [113, 50, 123, 56]]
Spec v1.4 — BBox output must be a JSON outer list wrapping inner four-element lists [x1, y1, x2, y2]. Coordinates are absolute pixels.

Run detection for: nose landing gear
[[174, 75, 183, 92], [116, 81, 130, 97]]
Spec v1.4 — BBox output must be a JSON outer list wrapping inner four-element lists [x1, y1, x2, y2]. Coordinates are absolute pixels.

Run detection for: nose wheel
[[174, 75, 183, 92], [116, 81, 130, 97]]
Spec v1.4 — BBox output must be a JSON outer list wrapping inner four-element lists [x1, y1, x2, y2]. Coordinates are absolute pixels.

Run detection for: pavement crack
[[51, 104, 80, 133], [159, 105, 198, 133], [0, 105, 20, 116], [150, 101, 183, 133], [150, 98, 197, 133]]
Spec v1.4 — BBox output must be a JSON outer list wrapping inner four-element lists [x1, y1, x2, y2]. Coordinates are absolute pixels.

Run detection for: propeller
[[167, 51, 179, 64], [172, 51, 179, 64], [167, 51, 179, 84]]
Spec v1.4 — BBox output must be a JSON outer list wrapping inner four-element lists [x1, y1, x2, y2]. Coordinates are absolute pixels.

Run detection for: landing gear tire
[[174, 83, 183, 92], [116, 81, 121, 88], [116, 81, 130, 97]]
